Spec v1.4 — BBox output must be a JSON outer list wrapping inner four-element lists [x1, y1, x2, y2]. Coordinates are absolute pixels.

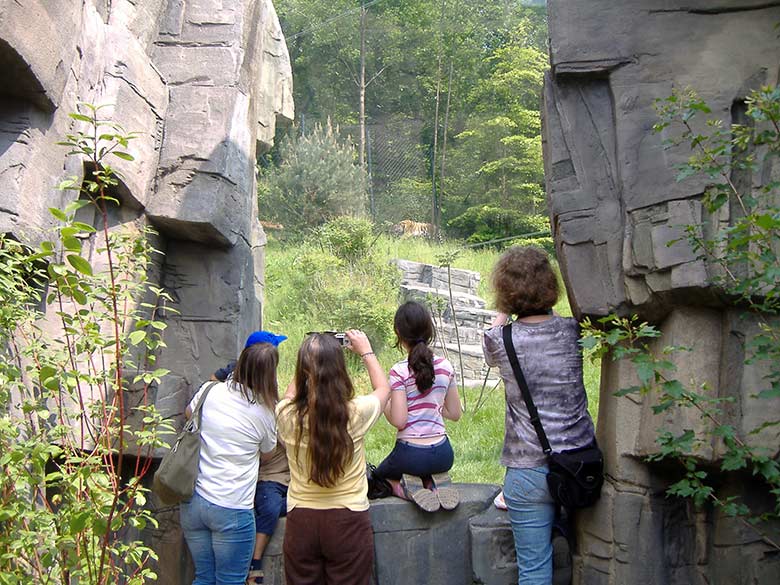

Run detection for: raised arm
[[346, 329, 391, 411]]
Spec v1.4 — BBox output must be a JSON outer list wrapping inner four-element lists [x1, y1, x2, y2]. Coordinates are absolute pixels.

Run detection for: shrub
[[259, 121, 367, 233], [0, 105, 171, 584], [266, 221, 400, 351], [447, 205, 549, 244], [318, 217, 375, 262]]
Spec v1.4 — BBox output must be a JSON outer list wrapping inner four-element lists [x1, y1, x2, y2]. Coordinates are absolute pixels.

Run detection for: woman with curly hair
[[482, 247, 595, 585], [276, 331, 391, 585]]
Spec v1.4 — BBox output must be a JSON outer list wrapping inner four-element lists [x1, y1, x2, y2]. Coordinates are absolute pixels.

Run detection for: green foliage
[[375, 178, 432, 224], [266, 219, 399, 351], [447, 206, 549, 245], [581, 85, 780, 552], [0, 104, 173, 583], [274, 0, 548, 241], [442, 21, 548, 232], [259, 121, 367, 233], [317, 217, 375, 262]]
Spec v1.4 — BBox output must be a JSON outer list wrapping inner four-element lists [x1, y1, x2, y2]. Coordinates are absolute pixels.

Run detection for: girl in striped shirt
[[375, 301, 463, 511]]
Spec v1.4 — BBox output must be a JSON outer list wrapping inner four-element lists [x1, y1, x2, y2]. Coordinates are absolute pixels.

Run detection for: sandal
[[431, 472, 460, 510], [401, 474, 440, 512]]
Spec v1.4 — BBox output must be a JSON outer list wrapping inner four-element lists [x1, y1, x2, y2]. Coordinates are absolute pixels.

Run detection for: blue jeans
[[375, 437, 454, 480], [254, 480, 287, 536], [180, 492, 256, 585], [503, 466, 555, 585]]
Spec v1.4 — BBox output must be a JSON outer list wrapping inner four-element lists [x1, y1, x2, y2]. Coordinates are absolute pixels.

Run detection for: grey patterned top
[[482, 317, 596, 469]]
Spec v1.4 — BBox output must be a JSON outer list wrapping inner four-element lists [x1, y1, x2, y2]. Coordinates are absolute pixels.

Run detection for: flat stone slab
[[259, 483, 502, 585]]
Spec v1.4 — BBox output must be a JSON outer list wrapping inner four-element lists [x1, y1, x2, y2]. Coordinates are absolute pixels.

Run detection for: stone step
[[401, 283, 486, 310], [431, 342, 501, 387], [394, 259, 482, 297], [434, 323, 484, 346]]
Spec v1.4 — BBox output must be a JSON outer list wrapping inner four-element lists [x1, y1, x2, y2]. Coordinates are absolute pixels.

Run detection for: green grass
[[264, 234, 600, 484]]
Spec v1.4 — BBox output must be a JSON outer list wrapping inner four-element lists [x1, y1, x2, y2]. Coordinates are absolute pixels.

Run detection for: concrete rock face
[[0, 1, 292, 582], [259, 484, 506, 585], [544, 2, 780, 584]]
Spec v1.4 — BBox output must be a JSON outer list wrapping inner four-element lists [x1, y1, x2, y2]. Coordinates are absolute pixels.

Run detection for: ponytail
[[408, 340, 435, 393], [394, 301, 436, 394]]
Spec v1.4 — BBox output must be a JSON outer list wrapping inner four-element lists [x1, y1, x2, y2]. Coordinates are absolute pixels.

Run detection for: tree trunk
[[359, 1, 367, 170]]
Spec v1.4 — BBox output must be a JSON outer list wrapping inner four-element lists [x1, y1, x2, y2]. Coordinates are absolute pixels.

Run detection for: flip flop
[[431, 472, 460, 510], [401, 474, 440, 512]]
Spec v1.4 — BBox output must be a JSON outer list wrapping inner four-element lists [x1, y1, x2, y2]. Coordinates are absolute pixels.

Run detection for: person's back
[[180, 341, 280, 585], [483, 316, 594, 468], [278, 393, 380, 510], [195, 380, 276, 507], [277, 331, 391, 585], [482, 246, 595, 585]]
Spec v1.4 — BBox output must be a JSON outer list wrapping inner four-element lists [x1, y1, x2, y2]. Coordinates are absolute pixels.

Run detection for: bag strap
[[191, 381, 218, 427], [501, 324, 552, 455]]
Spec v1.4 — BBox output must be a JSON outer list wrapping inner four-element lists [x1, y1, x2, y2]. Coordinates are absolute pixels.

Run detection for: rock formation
[[0, 1, 292, 581], [543, 2, 780, 583]]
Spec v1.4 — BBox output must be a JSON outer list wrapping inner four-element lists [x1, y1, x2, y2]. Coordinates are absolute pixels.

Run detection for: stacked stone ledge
[[393, 259, 500, 388]]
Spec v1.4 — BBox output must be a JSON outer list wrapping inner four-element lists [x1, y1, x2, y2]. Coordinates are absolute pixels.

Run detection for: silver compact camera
[[306, 331, 349, 347]]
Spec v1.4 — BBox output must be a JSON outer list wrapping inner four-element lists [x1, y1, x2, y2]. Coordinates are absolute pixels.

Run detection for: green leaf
[[68, 112, 94, 123], [128, 330, 147, 345], [66, 254, 93, 276], [614, 385, 641, 397], [69, 511, 91, 533], [112, 151, 135, 161], [62, 235, 82, 252], [72, 221, 97, 233], [64, 199, 91, 214], [49, 207, 68, 222]]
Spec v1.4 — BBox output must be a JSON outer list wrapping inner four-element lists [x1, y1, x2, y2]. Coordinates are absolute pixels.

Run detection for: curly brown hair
[[492, 246, 559, 316]]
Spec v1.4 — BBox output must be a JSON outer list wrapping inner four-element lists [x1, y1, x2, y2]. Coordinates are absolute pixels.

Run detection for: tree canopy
[[267, 0, 549, 242]]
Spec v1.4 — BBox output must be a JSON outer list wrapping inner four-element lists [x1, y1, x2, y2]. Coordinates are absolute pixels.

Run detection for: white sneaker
[[493, 491, 508, 510]]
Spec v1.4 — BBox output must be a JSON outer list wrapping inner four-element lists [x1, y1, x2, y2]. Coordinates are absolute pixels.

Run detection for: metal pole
[[367, 127, 375, 220]]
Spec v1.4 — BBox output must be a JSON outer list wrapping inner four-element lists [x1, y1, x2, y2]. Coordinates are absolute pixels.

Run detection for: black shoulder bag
[[502, 324, 604, 509]]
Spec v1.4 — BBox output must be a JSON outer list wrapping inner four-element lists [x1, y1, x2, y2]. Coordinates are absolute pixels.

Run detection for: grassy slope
[[264, 235, 601, 485]]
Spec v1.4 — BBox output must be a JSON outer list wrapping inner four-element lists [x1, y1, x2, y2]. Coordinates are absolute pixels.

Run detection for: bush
[[318, 217, 375, 262], [447, 205, 549, 244], [259, 121, 367, 233], [509, 235, 555, 256], [267, 221, 400, 351]]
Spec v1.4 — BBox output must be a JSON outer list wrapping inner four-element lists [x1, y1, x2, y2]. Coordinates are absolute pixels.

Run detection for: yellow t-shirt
[[276, 394, 381, 512]]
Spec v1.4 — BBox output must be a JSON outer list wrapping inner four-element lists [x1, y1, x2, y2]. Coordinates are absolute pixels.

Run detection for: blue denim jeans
[[254, 480, 287, 536], [503, 466, 555, 585], [375, 437, 454, 480], [180, 492, 256, 585]]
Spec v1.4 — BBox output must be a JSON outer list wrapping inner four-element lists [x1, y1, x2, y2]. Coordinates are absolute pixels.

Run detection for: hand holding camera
[[345, 329, 373, 358]]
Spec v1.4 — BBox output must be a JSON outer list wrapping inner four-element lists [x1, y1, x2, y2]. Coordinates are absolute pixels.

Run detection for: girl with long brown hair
[[180, 336, 281, 585], [276, 330, 391, 585], [375, 301, 462, 512]]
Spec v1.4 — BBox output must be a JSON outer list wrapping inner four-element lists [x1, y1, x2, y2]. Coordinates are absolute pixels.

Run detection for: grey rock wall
[[543, 2, 780, 584], [0, 1, 292, 582], [258, 484, 506, 585]]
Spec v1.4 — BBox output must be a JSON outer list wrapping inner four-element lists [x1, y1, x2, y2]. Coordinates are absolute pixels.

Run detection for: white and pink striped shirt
[[389, 355, 456, 440]]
